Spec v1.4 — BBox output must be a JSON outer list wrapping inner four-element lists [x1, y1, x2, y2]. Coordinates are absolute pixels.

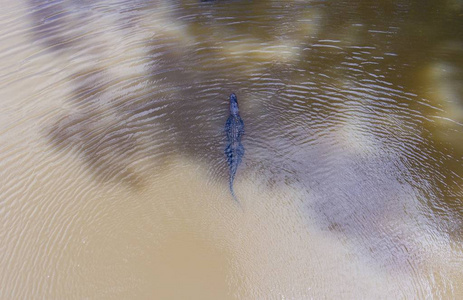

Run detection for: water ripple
[[1, 0, 463, 298]]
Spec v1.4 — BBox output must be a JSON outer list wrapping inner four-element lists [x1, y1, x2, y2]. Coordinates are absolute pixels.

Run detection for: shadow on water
[[31, 0, 463, 268]]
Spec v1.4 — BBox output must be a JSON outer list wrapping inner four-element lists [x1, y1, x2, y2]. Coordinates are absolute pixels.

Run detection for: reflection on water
[[1, 0, 463, 298]]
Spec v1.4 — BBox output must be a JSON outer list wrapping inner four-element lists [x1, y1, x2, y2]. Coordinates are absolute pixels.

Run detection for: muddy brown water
[[1, 0, 463, 299]]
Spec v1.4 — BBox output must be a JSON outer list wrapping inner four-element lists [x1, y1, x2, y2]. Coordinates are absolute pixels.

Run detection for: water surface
[[1, 0, 463, 298]]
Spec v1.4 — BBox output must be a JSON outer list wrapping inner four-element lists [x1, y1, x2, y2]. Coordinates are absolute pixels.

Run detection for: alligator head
[[229, 93, 239, 116]]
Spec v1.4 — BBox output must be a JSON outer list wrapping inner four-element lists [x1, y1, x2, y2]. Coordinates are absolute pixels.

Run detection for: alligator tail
[[229, 176, 238, 202], [229, 161, 239, 203], [226, 144, 244, 203]]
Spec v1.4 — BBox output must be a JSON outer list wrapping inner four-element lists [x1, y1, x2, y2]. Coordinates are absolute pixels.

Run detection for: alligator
[[225, 93, 245, 202]]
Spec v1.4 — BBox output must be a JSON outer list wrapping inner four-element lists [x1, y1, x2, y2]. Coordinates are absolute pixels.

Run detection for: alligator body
[[225, 93, 244, 201]]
